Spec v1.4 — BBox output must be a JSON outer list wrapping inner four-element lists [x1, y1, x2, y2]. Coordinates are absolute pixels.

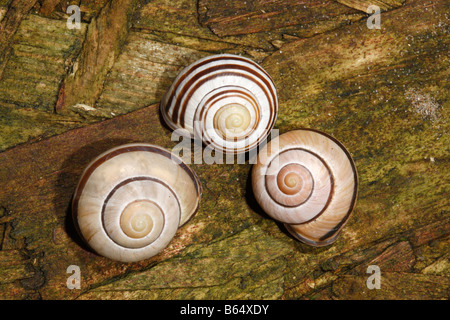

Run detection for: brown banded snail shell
[[160, 54, 278, 154], [251, 129, 358, 246], [72, 143, 202, 262]]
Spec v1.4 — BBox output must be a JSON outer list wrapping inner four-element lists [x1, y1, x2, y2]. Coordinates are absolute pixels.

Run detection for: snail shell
[[252, 129, 358, 246], [160, 54, 278, 154], [72, 143, 202, 262]]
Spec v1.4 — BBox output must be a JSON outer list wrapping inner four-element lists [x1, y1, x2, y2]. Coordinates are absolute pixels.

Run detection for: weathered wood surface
[[56, 0, 139, 112], [0, 0, 449, 299]]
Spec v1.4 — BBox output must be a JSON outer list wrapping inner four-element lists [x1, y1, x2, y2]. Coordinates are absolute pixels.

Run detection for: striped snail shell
[[160, 54, 278, 154], [72, 143, 202, 262], [252, 129, 358, 246]]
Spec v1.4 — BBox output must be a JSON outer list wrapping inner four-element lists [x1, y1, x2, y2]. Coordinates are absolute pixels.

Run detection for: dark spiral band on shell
[[72, 143, 202, 262], [73, 144, 202, 222], [252, 129, 358, 247], [264, 148, 334, 214], [160, 54, 278, 154]]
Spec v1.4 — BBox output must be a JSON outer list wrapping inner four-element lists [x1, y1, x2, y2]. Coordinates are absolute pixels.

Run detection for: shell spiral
[[160, 54, 278, 154], [252, 129, 358, 246], [72, 143, 202, 262]]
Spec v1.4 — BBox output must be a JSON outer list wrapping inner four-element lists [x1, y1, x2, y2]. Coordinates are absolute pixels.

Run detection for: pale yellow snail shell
[[72, 143, 202, 262], [160, 54, 278, 154], [252, 129, 358, 246]]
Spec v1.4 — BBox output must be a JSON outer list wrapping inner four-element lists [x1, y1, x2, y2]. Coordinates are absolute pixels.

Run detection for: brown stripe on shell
[[199, 90, 267, 153], [284, 128, 359, 246], [198, 89, 260, 141], [215, 126, 272, 153], [197, 88, 260, 126], [159, 100, 181, 133], [171, 66, 276, 128], [163, 55, 274, 115], [264, 148, 335, 221], [100, 176, 179, 249], [72, 145, 202, 225]]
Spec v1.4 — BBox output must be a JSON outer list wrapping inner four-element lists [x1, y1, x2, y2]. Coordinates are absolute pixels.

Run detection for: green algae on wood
[[0, 0, 448, 300], [0, 13, 86, 112], [0, 0, 40, 80], [56, 0, 140, 113]]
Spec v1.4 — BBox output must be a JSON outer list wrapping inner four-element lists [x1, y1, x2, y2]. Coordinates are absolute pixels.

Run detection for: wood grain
[[56, 0, 139, 112], [198, 0, 361, 37], [0, 0, 448, 300], [0, 0, 39, 79]]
